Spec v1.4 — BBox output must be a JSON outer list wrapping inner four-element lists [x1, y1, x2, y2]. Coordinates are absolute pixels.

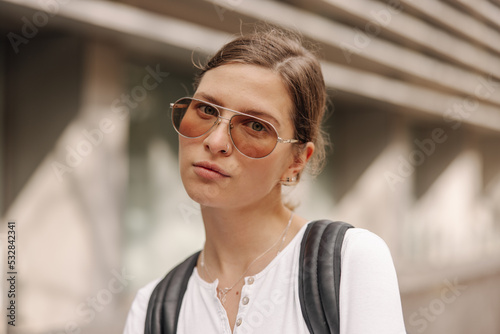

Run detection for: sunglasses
[[170, 97, 300, 159]]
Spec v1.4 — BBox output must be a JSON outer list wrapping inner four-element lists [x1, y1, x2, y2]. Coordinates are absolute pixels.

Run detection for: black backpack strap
[[145, 251, 200, 334], [299, 220, 353, 334]]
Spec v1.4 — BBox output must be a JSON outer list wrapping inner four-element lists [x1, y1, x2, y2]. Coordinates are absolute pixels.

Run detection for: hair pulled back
[[194, 28, 328, 177]]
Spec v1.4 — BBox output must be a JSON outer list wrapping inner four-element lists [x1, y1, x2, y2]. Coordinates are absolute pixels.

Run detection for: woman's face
[[178, 63, 309, 210]]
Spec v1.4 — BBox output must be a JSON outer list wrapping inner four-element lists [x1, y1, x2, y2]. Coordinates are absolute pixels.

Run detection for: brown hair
[[194, 28, 328, 178]]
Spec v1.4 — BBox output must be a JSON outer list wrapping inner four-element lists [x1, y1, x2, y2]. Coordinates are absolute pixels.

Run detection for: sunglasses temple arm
[[278, 138, 300, 144]]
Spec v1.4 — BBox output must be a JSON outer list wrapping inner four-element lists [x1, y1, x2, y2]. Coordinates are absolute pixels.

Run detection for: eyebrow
[[194, 92, 282, 128]]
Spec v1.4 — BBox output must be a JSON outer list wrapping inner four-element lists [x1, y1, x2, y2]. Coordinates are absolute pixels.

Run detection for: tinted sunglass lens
[[230, 115, 278, 158], [172, 98, 218, 138]]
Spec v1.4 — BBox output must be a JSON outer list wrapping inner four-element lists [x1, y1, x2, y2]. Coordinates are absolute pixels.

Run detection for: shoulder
[[341, 228, 392, 261], [341, 228, 398, 291], [339, 228, 406, 333], [122, 279, 161, 334], [122, 251, 200, 334], [137, 278, 162, 302]]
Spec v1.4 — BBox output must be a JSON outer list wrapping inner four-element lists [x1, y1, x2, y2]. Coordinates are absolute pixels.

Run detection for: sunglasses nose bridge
[[215, 115, 233, 135], [205, 114, 233, 147]]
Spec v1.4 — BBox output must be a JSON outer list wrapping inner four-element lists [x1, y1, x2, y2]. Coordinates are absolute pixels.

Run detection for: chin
[[184, 181, 223, 206], [182, 167, 231, 200]]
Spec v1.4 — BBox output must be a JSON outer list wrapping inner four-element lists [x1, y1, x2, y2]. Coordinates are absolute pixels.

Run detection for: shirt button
[[247, 277, 254, 285], [242, 296, 249, 305], [236, 318, 243, 326]]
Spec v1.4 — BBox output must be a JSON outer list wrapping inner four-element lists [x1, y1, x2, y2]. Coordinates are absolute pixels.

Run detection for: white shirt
[[123, 223, 406, 334]]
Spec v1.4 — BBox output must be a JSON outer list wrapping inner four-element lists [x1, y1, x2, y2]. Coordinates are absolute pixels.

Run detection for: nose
[[203, 116, 232, 156]]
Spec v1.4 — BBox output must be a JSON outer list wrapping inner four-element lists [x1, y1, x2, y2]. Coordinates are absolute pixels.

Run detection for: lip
[[193, 161, 230, 179]]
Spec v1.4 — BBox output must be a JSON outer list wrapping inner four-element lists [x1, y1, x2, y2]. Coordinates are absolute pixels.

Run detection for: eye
[[199, 104, 218, 116], [249, 121, 265, 132]]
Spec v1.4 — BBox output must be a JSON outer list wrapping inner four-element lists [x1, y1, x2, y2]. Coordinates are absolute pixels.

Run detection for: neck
[[200, 196, 293, 277]]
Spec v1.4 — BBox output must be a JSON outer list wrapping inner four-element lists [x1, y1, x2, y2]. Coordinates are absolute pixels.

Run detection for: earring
[[280, 175, 298, 186]]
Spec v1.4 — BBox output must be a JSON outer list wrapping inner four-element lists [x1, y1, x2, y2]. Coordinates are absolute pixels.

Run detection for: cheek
[[179, 136, 202, 159], [244, 155, 290, 187], [179, 136, 194, 150], [178, 138, 201, 181], [178, 139, 188, 169]]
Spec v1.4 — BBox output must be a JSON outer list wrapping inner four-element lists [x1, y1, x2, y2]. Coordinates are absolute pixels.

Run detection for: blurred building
[[1, 0, 500, 333]]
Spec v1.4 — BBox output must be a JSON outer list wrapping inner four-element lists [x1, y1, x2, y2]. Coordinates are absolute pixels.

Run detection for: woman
[[123, 28, 406, 334]]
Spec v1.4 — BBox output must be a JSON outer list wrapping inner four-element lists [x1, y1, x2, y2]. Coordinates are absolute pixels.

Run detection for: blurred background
[[1, 0, 500, 333]]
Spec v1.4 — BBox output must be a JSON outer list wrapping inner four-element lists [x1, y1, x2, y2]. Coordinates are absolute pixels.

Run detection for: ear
[[283, 142, 315, 181]]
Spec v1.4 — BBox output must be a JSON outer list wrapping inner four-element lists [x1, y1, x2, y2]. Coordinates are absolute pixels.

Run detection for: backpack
[[145, 220, 353, 334]]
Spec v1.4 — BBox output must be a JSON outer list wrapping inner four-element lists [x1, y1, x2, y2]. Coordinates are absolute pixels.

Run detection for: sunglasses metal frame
[[170, 97, 300, 159]]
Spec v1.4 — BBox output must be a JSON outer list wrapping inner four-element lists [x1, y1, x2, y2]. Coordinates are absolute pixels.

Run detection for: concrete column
[[2, 39, 128, 332]]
